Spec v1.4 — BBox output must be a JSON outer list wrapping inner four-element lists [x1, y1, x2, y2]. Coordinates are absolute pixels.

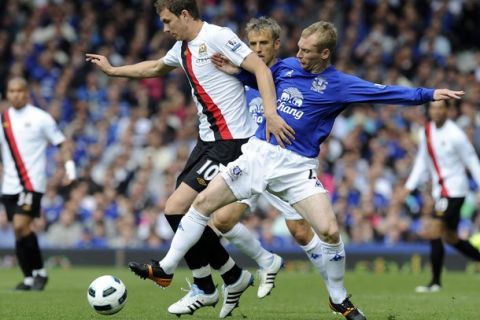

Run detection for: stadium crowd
[[0, 0, 479, 250]]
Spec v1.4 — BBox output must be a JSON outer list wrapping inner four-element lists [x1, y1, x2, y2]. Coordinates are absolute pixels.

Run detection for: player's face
[[247, 30, 279, 67], [429, 100, 448, 124], [296, 34, 327, 73], [159, 8, 188, 40], [6, 81, 28, 109]]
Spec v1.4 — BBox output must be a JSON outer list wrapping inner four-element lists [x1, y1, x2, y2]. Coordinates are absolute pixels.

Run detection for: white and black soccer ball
[[87, 275, 127, 315]]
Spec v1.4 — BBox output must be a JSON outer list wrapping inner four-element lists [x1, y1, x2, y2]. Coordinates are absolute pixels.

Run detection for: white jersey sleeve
[[42, 113, 65, 146], [163, 41, 182, 67], [209, 27, 252, 67], [453, 128, 480, 187], [405, 129, 429, 191]]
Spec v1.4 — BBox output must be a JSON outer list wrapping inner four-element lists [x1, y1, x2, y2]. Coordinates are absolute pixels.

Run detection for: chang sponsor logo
[[277, 87, 304, 120], [248, 97, 264, 124]]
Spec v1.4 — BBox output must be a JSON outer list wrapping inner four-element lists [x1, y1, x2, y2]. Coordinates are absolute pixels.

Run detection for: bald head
[[6, 77, 29, 109]]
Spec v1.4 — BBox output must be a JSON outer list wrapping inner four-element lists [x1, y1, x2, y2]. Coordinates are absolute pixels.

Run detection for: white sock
[[222, 223, 274, 269], [320, 239, 347, 304], [24, 277, 34, 286], [33, 268, 47, 277], [192, 265, 212, 278], [217, 257, 236, 275], [299, 234, 328, 281], [160, 207, 209, 274]]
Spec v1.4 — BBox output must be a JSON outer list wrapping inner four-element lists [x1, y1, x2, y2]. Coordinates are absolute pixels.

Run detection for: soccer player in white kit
[[0, 77, 76, 290], [86, 0, 293, 317], [399, 100, 480, 293]]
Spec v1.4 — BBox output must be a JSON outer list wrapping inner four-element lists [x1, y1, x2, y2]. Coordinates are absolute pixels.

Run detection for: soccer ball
[[87, 275, 127, 315]]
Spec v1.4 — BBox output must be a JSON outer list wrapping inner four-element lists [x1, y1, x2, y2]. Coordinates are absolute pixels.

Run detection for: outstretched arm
[[240, 53, 295, 147], [85, 54, 176, 78]]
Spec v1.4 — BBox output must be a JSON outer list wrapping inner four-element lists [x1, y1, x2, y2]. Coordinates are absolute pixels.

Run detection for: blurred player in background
[[400, 100, 480, 293], [0, 77, 76, 290]]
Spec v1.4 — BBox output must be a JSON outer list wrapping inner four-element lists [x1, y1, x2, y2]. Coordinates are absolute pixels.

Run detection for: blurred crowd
[[0, 0, 479, 250]]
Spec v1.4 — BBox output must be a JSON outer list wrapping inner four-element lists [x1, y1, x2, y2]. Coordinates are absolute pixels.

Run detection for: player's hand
[[86, 54, 114, 75], [265, 113, 295, 148], [394, 187, 411, 204], [433, 89, 464, 100], [211, 53, 240, 75]]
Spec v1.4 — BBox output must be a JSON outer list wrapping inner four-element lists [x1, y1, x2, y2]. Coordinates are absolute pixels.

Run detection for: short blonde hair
[[245, 17, 281, 41], [301, 21, 337, 53]]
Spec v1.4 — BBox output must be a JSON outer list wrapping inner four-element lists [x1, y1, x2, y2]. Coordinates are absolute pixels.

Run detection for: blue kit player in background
[[144, 21, 464, 320]]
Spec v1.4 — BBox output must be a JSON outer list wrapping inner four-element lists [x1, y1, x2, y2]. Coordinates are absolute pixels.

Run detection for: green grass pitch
[[0, 266, 477, 319]]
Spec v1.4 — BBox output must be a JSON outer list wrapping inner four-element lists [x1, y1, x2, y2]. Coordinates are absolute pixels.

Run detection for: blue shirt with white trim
[[239, 57, 434, 158]]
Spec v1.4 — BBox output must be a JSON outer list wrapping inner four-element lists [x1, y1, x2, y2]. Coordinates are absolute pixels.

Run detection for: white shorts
[[222, 137, 326, 206], [241, 191, 303, 220]]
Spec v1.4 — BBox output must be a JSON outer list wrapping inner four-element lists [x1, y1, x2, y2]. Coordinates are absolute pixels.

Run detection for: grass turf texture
[[0, 267, 477, 319]]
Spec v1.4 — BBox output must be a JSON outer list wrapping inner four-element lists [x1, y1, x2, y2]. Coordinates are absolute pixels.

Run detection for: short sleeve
[[210, 28, 252, 67], [163, 41, 182, 67], [42, 113, 65, 146]]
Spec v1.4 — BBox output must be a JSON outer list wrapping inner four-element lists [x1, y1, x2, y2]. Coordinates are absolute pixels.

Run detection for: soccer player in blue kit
[[142, 21, 464, 319]]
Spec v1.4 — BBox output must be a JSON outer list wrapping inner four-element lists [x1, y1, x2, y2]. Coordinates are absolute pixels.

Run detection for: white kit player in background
[[0, 77, 76, 291], [400, 100, 480, 293]]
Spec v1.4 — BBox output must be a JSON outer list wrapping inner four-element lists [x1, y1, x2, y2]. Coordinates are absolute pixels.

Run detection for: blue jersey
[[240, 57, 434, 158], [245, 86, 264, 125]]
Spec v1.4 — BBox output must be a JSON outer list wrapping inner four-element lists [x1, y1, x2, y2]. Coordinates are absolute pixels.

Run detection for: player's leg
[[212, 201, 277, 270], [285, 219, 330, 279], [415, 218, 443, 293], [164, 183, 217, 295], [212, 200, 283, 298], [268, 152, 364, 320], [160, 142, 263, 318], [160, 175, 238, 275], [130, 140, 247, 316], [292, 193, 365, 320], [442, 198, 480, 261], [6, 192, 47, 291]]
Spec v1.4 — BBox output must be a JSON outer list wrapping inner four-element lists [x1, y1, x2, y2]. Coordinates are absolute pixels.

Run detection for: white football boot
[[168, 281, 219, 316], [257, 254, 283, 298], [219, 270, 254, 318]]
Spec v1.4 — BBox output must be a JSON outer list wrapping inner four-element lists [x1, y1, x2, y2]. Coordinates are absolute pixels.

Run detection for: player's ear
[[320, 48, 330, 60], [274, 39, 280, 50]]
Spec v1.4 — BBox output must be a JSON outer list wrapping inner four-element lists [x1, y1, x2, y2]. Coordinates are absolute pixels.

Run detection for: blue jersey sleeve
[[339, 73, 434, 105], [234, 69, 257, 88]]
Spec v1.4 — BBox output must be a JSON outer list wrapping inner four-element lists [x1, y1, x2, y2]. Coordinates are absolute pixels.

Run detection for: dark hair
[[154, 0, 200, 19]]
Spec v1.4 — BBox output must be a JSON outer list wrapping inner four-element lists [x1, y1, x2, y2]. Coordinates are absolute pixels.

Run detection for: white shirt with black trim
[[405, 119, 480, 199], [163, 22, 257, 141], [0, 104, 65, 194]]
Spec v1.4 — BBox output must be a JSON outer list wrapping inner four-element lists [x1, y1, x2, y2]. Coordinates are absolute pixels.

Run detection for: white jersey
[[163, 22, 257, 141], [0, 104, 65, 194], [405, 119, 480, 199]]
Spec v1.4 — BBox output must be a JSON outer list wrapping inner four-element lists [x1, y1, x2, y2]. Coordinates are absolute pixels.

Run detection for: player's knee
[[289, 222, 314, 246], [442, 229, 458, 244], [212, 214, 235, 233], [318, 220, 340, 244], [165, 196, 189, 215], [192, 191, 210, 211]]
